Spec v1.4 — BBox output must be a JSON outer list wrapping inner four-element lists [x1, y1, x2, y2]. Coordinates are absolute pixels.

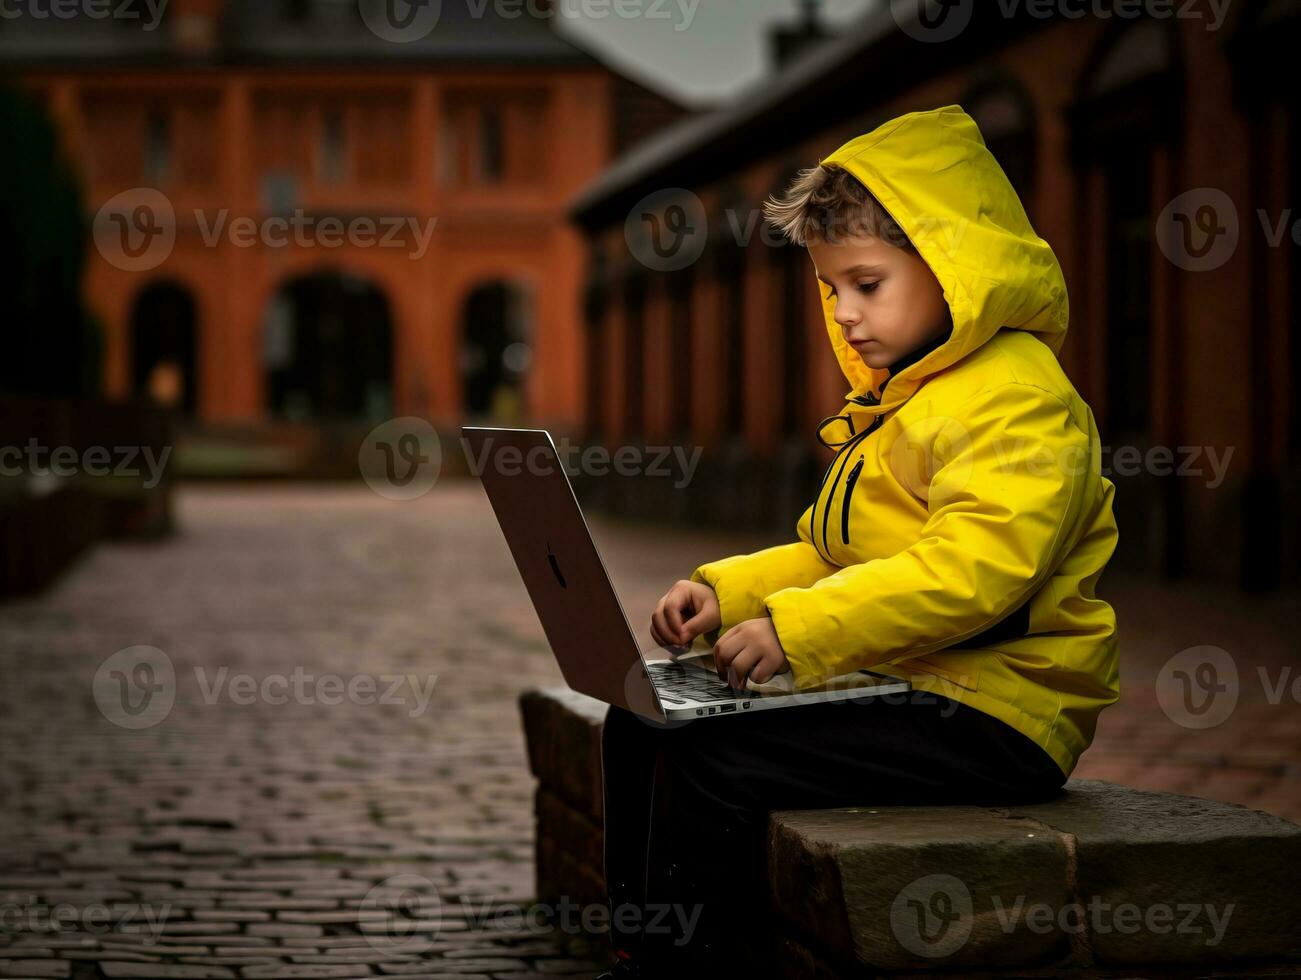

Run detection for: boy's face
[[808, 234, 951, 371]]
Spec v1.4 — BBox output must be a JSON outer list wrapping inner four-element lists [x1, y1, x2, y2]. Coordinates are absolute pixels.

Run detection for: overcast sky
[[554, 0, 879, 109]]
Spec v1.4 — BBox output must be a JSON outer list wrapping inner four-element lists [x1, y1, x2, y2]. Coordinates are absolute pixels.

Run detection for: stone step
[[520, 686, 1301, 977], [518, 688, 608, 821], [771, 781, 1301, 973]]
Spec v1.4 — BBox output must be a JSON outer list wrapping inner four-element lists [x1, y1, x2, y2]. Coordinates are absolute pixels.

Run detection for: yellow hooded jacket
[[690, 105, 1119, 777]]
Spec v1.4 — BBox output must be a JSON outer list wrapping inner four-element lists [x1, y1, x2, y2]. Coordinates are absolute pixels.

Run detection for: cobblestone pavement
[[2, 482, 1299, 979]]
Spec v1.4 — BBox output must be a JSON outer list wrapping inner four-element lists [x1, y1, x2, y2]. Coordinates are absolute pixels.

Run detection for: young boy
[[598, 104, 1119, 974]]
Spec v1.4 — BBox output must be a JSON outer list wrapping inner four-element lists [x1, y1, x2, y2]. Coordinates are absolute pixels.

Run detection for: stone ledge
[[771, 805, 1074, 971], [770, 783, 1301, 974], [535, 785, 606, 911], [519, 687, 608, 822], [518, 686, 1301, 977]]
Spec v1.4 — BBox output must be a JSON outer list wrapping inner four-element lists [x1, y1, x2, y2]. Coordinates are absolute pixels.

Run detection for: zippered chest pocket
[[811, 411, 883, 562], [841, 457, 864, 545]]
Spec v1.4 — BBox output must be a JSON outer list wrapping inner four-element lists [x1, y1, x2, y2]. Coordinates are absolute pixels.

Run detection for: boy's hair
[[762, 165, 916, 252]]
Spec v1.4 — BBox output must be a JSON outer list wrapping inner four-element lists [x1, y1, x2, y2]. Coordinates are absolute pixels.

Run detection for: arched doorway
[[459, 280, 532, 421], [130, 281, 198, 415], [263, 270, 393, 422]]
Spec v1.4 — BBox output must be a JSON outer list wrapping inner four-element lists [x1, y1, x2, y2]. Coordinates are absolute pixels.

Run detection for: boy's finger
[[750, 654, 777, 684], [712, 637, 738, 682], [727, 649, 757, 689], [681, 609, 711, 637], [664, 600, 686, 643], [650, 608, 673, 647]]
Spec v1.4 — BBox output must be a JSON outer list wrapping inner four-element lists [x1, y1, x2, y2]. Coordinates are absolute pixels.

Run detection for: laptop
[[462, 426, 911, 723]]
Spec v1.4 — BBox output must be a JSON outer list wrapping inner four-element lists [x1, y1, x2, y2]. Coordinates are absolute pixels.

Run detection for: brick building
[[2, 0, 682, 432], [568, 1, 1300, 589]]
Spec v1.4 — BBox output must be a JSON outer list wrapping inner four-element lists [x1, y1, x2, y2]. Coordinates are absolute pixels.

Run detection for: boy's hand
[[651, 580, 721, 649], [713, 618, 791, 689]]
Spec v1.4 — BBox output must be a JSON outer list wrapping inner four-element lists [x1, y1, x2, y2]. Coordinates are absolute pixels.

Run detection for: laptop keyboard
[[645, 660, 753, 705]]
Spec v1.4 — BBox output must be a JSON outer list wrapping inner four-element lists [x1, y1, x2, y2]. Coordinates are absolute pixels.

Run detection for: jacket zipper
[[809, 454, 840, 562], [819, 415, 882, 559], [840, 457, 864, 545], [810, 386, 887, 562]]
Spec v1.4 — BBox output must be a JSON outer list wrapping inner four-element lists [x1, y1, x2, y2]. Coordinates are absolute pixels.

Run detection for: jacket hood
[[815, 104, 1069, 414]]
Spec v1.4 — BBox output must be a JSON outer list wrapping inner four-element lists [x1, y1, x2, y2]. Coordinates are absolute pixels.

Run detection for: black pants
[[599, 689, 1067, 969]]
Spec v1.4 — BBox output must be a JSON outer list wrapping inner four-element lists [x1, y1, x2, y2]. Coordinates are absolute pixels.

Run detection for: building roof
[[566, 5, 1058, 230], [223, 0, 598, 66], [0, 0, 600, 67]]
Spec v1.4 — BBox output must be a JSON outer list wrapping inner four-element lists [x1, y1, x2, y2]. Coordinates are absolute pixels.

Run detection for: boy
[[598, 104, 1119, 974]]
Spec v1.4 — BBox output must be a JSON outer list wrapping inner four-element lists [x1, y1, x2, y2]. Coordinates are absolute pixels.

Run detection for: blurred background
[[1, 0, 1299, 976], [3, 0, 1297, 585]]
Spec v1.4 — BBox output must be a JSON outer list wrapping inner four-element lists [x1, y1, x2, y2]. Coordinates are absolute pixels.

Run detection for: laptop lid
[[462, 426, 662, 720]]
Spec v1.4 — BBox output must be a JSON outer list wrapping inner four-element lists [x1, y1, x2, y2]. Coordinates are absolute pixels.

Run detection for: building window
[[262, 171, 298, 216], [439, 90, 545, 186], [623, 275, 647, 438], [145, 110, 170, 184], [717, 242, 746, 435], [1103, 155, 1153, 438], [131, 281, 199, 416], [478, 103, 504, 183], [460, 282, 533, 421], [319, 107, 347, 183], [582, 248, 609, 441], [437, 108, 458, 185], [669, 271, 694, 438]]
